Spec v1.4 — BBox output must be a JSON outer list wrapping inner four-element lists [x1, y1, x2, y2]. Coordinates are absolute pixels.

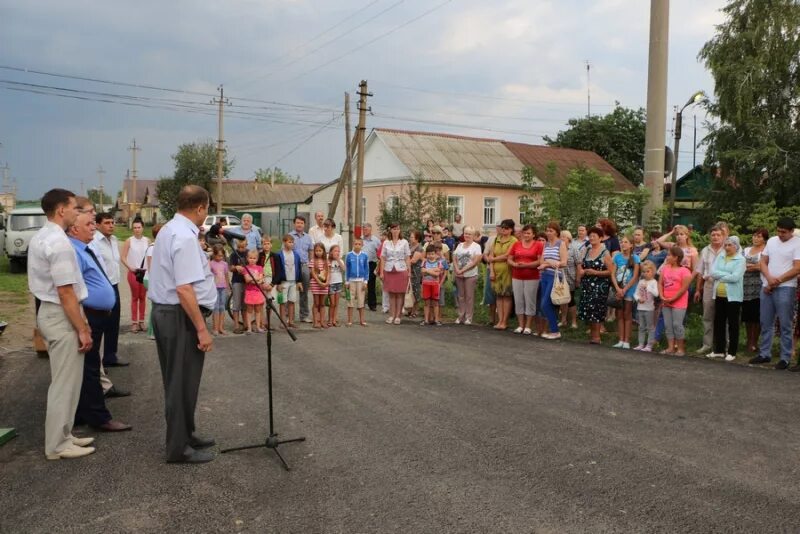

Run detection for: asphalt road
[[2, 311, 799, 533]]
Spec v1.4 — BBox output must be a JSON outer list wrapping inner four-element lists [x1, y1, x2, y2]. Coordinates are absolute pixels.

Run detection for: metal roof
[[374, 129, 543, 188], [218, 182, 317, 207]]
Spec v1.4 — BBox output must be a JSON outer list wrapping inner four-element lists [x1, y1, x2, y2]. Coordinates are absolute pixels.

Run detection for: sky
[[0, 0, 727, 200]]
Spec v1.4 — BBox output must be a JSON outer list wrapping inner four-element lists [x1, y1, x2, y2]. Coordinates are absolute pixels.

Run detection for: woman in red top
[[507, 224, 544, 335]]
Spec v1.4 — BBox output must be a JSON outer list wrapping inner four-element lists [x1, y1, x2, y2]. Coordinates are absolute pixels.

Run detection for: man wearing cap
[[148, 185, 218, 463], [68, 199, 132, 433], [361, 223, 382, 312], [28, 188, 95, 460]]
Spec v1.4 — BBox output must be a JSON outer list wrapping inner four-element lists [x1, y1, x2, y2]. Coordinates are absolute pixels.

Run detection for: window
[[519, 197, 530, 225], [483, 197, 498, 226], [447, 196, 464, 223]]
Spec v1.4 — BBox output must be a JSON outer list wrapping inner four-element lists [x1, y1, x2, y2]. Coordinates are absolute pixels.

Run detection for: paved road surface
[[2, 308, 799, 533]]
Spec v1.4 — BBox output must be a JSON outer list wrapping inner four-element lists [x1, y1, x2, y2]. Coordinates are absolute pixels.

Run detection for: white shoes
[[696, 345, 712, 354], [46, 444, 96, 460], [541, 332, 561, 340], [725, 354, 736, 362], [454, 318, 462, 325], [513, 327, 524, 334], [522, 328, 532, 335], [71, 436, 95, 447], [464, 319, 472, 326], [613, 341, 625, 348], [707, 352, 725, 359]]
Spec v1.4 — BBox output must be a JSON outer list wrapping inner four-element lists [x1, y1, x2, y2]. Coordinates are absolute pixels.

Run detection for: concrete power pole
[[128, 139, 141, 219], [354, 80, 371, 235], [211, 85, 231, 214], [97, 165, 106, 212], [642, 0, 670, 226], [1, 163, 9, 192], [344, 92, 353, 246]]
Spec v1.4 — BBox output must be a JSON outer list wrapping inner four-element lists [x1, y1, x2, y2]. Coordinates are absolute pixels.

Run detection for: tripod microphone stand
[[220, 242, 305, 470]]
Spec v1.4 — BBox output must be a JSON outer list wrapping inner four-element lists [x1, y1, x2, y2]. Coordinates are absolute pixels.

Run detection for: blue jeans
[[483, 267, 496, 305], [538, 270, 559, 333], [759, 286, 796, 362]]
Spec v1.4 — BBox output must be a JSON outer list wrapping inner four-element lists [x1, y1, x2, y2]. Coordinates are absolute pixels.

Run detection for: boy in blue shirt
[[346, 237, 369, 326], [421, 243, 446, 326]]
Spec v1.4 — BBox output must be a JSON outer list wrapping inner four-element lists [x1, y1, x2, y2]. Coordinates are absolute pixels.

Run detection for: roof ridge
[[374, 127, 502, 144]]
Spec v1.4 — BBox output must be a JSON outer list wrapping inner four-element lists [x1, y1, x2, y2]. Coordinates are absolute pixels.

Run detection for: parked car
[[201, 214, 242, 234], [0, 207, 47, 273]]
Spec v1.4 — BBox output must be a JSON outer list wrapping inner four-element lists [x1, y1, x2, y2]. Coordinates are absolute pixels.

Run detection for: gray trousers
[[512, 278, 539, 316], [38, 302, 84, 456], [298, 263, 311, 321], [637, 308, 656, 347], [662, 306, 687, 340], [701, 282, 716, 347], [152, 303, 206, 461]]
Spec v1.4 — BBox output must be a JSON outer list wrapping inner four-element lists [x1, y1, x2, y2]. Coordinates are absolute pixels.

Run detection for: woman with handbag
[[577, 227, 614, 344], [537, 221, 568, 340], [121, 218, 150, 333], [610, 235, 641, 349]]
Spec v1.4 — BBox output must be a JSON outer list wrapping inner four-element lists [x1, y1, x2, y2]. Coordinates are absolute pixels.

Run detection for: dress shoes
[[105, 386, 131, 398], [775, 360, 789, 370], [167, 449, 215, 464], [46, 445, 96, 460], [93, 420, 132, 432], [104, 359, 130, 367], [71, 436, 95, 447], [749, 356, 771, 365], [189, 435, 216, 449]]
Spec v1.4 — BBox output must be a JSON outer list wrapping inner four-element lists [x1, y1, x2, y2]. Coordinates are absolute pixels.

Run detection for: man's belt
[[83, 306, 112, 317]]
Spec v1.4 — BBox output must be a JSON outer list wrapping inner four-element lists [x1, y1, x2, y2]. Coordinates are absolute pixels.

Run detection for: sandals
[[131, 323, 141, 333]]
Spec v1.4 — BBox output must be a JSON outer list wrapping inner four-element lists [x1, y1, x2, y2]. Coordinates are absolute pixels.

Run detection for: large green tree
[[254, 167, 301, 184], [543, 105, 647, 186], [157, 140, 234, 219], [698, 0, 800, 220]]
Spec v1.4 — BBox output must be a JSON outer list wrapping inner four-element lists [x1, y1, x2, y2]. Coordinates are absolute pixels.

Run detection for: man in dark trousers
[[68, 199, 132, 433], [361, 223, 382, 311], [148, 185, 218, 464]]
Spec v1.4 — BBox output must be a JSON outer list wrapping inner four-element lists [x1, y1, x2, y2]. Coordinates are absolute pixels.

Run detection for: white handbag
[[550, 268, 572, 305]]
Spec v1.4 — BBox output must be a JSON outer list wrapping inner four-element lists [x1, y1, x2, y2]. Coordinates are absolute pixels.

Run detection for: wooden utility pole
[[327, 93, 355, 220], [344, 92, 353, 246], [97, 165, 106, 212], [211, 85, 230, 214], [128, 139, 141, 218], [354, 80, 371, 235]]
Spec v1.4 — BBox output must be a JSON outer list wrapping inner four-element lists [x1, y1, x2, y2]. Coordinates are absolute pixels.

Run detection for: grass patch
[[0, 255, 29, 296]]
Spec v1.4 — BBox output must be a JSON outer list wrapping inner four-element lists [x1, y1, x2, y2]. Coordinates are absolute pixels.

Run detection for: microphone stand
[[220, 242, 306, 471]]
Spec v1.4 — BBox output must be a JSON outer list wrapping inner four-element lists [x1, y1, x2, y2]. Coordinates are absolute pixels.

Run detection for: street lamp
[[669, 90, 707, 226]]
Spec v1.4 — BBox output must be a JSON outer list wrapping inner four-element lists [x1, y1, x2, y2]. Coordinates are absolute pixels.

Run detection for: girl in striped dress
[[310, 243, 330, 328]]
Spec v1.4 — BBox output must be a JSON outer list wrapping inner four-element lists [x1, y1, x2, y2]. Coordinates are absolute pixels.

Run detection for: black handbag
[[134, 246, 150, 284]]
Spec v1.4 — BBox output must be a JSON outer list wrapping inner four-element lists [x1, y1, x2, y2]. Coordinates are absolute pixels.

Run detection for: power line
[[267, 114, 343, 168], [371, 112, 549, 139], [289, 0, 454, 81]]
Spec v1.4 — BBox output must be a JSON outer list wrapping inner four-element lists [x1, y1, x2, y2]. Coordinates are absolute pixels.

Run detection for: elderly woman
[[708, 235, 746, 361], [318, 218, 343, 254], [452, 225, 483, 325], [379, 223, 411, 325], [537, 221, 568, 340], [577, 227, 614, 344], [561, 230, 581, 329], [488, 219, 518, 330]]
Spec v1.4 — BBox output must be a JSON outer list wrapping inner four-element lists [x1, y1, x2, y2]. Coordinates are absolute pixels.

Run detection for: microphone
[[221, 228, 246, 242]]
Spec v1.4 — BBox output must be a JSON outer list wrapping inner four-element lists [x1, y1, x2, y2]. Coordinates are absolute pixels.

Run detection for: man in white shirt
[[694, 225, 725, 353], [753, 218, 800, 370], [149, 185, 218, 463], [28, 188, 95, 460], [90, 212, 130, 371], [309, 211, 325, 243]]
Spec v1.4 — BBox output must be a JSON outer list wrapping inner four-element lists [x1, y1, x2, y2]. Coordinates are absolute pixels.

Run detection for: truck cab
[[4, 207, 47, 273]]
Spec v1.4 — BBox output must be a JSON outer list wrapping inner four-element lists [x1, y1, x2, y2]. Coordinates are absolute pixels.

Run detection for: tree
[[87, 188, 113, 207], [158, 140, 235, 219], [698, 0, 800, 220], [254, 167, 301, 184], [543, 105, 647, 186], [519, 164, 648, 232], [376, 173, 449, 232]]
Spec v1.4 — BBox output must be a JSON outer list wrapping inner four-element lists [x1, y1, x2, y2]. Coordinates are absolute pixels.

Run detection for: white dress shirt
[[28, 221, 88, 304], [147, 214, 217, 308], [90, 232, 121, 285], [381, 239, 411, 271], [309, 225, 325, 244]]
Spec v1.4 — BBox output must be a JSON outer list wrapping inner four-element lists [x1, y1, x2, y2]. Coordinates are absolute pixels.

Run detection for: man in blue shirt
[[68, 201, 132, 433], [234, 213, 263, 252], [289, 215, 314, 323]]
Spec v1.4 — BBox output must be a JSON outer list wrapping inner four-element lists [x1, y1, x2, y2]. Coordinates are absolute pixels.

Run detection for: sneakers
[[633, 345, 645, 351], [612, 341, 625, 349], [541, 332, 561, 340], [464, 319, 472, 326], [454, 318, 462, 325], [522, 328, 532, 335], [71, 436, 95, 447], [749, 356, 771, 365], [621, 342, 630, 349], [695, 345, 712, 354], [724, 354, 736, 362], [46, 445, 96, 460], [775, 360, 789, 370], [641, 345, 653, 352], [706, 352, 725, 359], [513, 327, 524, 334]]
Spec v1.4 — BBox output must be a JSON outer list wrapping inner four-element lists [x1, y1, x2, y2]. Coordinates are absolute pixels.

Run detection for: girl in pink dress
[[244, 250, 266, 333], [309, 243, 330, 328]]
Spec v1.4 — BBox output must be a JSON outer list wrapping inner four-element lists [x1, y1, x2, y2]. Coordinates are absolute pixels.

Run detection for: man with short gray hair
[[235, 213, 262, 252]]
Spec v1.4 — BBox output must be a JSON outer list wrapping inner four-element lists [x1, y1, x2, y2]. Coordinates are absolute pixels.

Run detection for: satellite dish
[[663, 146, 675, 177]]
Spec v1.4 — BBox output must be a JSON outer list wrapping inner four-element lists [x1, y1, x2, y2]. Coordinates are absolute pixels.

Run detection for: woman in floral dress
[[577, 226, 614, 344]]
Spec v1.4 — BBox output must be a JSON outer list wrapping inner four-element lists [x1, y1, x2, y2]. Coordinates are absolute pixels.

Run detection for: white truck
[[0, 207, 47, 273]]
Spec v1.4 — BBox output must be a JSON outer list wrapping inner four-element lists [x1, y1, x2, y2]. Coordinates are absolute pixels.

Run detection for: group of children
[[207, 233, 373, 334]]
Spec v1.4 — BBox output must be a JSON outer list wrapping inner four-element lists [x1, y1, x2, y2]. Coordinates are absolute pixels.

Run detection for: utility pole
[[211, 85, 231, 214], [344, 92, 353, 246], [80, 179, 85, 196], [354, 80, 371, 235], [97, 165, 106, 212], [128, 139, 141, 218], [586, 61, 591, 118], [1, 163, 9, 192], [327, 94, 358, 224], [642, 0, 670, 226]]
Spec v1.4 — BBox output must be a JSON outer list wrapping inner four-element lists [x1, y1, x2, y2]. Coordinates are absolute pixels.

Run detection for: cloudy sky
[[0, 0, 726, 200]]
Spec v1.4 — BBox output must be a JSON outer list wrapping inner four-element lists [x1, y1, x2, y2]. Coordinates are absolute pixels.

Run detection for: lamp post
[[669, 90, 707, 226]]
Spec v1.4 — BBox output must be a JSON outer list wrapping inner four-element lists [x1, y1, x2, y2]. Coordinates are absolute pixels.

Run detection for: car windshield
[[10, 214, 46, 231]]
